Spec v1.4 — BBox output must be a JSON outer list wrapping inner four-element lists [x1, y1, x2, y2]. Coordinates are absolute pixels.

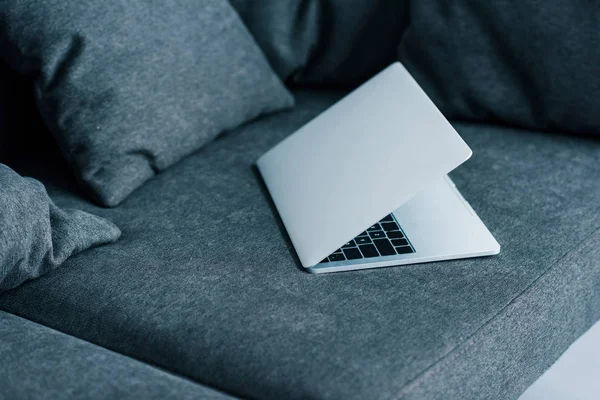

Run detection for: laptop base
[[308, 176, 500, 274]]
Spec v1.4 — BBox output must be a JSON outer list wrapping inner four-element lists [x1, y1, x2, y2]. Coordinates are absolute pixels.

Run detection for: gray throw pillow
[[0, 164, 121, 292], [230, 0, 410, 86], [1, 0, 294, 207], [399, 1, 600, 135]]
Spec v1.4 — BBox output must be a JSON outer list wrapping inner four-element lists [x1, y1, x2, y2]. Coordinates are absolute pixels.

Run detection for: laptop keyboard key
[[391, 238, 409, 247], [356, 236, 372, 245], [381, 222, 399, 231], [373, 239, 395, 256], [395, 246, 414, 255], [387, 231, 405, 239], [343, 247, 363, 260], [359, 244, 379, 258], [324, 214, 414, 265], [329, 253, 346, 262], [380, 215, 394, 222], [343, 240, 356, 248], [369, 231, 386, 239]]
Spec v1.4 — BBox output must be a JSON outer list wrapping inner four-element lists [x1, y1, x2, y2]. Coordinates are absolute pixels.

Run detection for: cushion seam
[[392, 225, 600, 400]]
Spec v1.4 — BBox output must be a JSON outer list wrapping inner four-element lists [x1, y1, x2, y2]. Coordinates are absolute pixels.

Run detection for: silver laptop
[[257, 62, 500, 274]]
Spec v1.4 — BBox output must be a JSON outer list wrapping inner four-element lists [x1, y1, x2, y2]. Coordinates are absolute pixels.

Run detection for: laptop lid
[[257, 62, 472, 268]]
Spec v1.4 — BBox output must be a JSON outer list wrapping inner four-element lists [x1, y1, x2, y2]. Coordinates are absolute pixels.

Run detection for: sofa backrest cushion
[[231, 0, 410, 86], [398, 1, 600, 135]]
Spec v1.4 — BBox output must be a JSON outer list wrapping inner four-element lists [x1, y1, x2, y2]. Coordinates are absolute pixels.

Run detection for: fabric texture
[[398, 228, 600, 400], [231, 0, 409, 86], [398, 1, 600, 135], [1, 91, 599, 399], [0, 0, 294, 207], [228, 0, 320, 81], [0, 164, 120, 291], [0, 311, 237, 400]]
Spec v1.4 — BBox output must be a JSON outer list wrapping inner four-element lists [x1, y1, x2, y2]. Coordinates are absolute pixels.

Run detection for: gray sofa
[[2, 1, 600, 398], [1, 88, 600, 399]]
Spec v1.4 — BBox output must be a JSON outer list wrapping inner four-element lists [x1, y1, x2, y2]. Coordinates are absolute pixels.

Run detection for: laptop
[[257, 62, 500, 274]]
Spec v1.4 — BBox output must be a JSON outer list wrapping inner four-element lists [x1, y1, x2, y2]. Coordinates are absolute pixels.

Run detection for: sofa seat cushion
[[0, 311, 236, 399], [1, 91, 600, 400]]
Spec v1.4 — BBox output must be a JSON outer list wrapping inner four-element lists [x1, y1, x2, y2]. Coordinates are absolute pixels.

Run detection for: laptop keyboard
[[320, 214, 415, 264]]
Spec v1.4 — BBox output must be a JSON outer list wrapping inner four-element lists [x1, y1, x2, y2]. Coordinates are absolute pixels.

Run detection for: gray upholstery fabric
[[297, 0, 410, 86], [1, 91, 599, 399], [398, 229, 600, 400], [1, 0, 294, 207], [231, 0, 409, 86], [0, 311, 237, 400], [398, 1, 600, 135], [228, 0, 320, 80], [0, 164, 120, 291]]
